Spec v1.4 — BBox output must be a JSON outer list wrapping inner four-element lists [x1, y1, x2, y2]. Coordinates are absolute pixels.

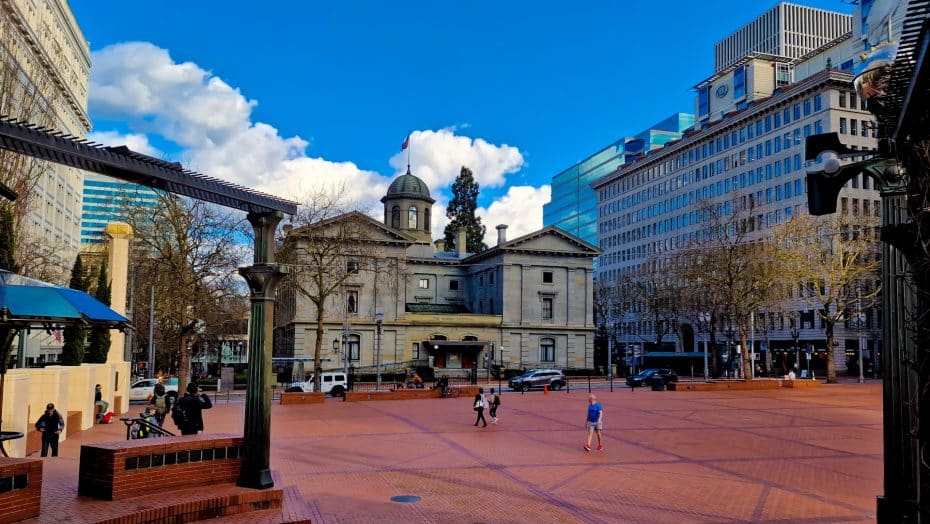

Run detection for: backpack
[[153, 395, 167, 415], [100, 412, 114, 424], [171, 400, 190, 429]]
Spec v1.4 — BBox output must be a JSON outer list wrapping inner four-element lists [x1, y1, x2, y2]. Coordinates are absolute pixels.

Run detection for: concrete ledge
[[65, 411, 82, 437], [344, 389, 441, 402], [92, 487, 283, 524], [0, 457, 42, 523], [676, 380, 782, 392], [782, 379, 822, 388], [279, 392, 326, 405]]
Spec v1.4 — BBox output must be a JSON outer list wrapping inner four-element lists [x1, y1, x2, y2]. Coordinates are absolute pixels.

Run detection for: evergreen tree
[[0, 204, 19, 273], [85, 261, 111, 363], [443, 166, 487, 253], [59, 256, 88, 365]]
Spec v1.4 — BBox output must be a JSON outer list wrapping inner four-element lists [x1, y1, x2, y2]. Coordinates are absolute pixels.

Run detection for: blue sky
[[72, 0, 853, 237]]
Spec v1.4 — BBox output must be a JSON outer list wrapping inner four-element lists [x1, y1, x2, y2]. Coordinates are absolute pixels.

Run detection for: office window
[[698, 86, 709, 118], [804, 125, 811, 137], [793, 104, 801, 120], [814, 120, 823, 134], [542, 271, 553, 283], [765, 140, 771, 156], [861, 120, 869, 137], [449, 279, 459, 291], [814, 94, 822, 112], [840, 118, 848, 134], [540, 338, 555, 362], [412, 342, 420, 360], [849, 92, 857, 109], [408, 206, 418, 229], [346, 260, 360, 274], [541, 298, 553, 320], [774, 112, 781, 128], [839, 92, 847, 108], [851, 119, 858, 135], [418, 278, 429, 289], [346, 291, 358, 314], [803, 98, 811, 116], [764, 116, 772, 132], [348, 335, 360, 361], [774, 136, 781, 153], [733, 66, 745, 99], [784, 108, 791, 125]]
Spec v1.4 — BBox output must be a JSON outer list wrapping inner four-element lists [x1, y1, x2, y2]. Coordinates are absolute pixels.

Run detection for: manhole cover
[[391, 495, 421, 503]]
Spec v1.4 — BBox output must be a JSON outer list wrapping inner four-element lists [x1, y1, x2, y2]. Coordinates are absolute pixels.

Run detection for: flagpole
[[407, 133, 411, 173]]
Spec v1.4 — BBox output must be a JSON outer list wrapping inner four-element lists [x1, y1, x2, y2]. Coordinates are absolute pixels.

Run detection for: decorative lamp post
[[790, 327, 800, 375], [698, 313, 710, 382], [375, 311, 383, 390]]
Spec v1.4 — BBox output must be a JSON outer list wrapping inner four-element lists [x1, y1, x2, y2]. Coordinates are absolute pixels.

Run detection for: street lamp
[[790, 327, 800, 375], [698, 313, 710, 382], [375, 311, 384, 390]]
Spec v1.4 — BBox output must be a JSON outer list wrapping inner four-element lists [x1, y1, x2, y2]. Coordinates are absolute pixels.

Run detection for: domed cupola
[[382, 167, 435, 242]]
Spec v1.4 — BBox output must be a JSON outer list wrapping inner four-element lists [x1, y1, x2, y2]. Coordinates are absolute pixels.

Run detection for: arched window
[[391, 206, 400, 229], [408, 206, 418, 229], [540, 338, 555, 362], [423, 208, 430, 232]]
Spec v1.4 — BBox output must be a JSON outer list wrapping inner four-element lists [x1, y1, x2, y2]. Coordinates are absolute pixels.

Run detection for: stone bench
[[78, 433, 243, 500], [675, 380, 782, 392], [0, 457, 42, 523]]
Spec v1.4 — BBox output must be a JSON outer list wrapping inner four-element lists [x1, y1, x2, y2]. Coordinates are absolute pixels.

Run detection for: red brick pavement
[[22, 383, 882, 523]]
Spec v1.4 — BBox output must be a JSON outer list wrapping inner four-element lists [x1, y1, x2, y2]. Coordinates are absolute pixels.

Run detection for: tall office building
[[0, 0, 90, 267], [543, 113, 693, 245], [714, 3, 851, 73], [594, 3, 878, 374], [81, 174, 161, 244]]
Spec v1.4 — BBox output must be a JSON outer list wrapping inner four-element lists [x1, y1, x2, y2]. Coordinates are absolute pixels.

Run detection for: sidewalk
[[30, 382, 881, 523]]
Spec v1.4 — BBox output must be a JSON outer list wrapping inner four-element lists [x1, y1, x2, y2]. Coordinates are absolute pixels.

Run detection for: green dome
[[382, 171, 435, 203]]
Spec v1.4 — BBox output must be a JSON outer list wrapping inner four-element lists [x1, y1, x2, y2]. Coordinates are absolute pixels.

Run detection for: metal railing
[[120, 416, 176, 440]]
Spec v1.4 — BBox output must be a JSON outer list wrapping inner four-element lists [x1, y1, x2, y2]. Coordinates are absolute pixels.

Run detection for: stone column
[[238, 211, 286, 490], [106, 222, 133, 364]]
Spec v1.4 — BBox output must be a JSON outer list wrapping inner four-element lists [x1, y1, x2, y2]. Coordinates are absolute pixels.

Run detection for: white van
[[288, 372, 347, 397]]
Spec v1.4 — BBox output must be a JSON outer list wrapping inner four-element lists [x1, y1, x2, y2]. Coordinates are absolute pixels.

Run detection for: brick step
[[192, 485, 315, 524], [71, 483, 284, 524]]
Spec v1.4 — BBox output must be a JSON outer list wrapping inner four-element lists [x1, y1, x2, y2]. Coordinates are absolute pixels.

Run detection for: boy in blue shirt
[[584, 394, 603, 452]]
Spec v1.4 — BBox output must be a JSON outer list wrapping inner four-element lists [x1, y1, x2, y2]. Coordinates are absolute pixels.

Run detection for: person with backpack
[[489, 388, 501, 425], [173, 382, 212, 435], [133, 405, 159, 439], [35, 403, 65, 457], [148, 382, 172, 426]]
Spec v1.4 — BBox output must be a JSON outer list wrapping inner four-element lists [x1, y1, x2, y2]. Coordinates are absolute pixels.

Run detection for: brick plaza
[[30, 382, 881, 523]]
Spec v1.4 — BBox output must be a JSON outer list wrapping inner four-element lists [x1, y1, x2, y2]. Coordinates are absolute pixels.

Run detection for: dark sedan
[[626, 368, 678, 388]]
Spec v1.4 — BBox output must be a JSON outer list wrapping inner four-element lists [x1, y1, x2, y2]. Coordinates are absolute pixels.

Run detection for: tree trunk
[[178, 335, 191, 389], [739, 327, 751, 382], [825, 322, 837, 383], [314, 305, 324, 393]]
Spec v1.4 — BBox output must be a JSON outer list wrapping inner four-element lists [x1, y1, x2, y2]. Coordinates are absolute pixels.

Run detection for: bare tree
[[123, 193, 246, 386], [773, 213, 881, 382], [593, 279, 632, 373], [621, 255, 686, 352], [276, 189, 398, 392]]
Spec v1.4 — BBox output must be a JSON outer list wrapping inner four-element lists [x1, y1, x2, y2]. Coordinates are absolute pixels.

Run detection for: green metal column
[[237, 211, 287, 489]]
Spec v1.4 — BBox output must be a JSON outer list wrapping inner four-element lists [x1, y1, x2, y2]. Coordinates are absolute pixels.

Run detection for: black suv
[[626, 368, 678, 388], [508, 369, 567, 392]]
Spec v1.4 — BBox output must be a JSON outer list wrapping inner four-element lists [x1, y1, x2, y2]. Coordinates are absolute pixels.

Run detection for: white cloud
[[478, 185, 551, 240], [88, 42, 542, 240], [87, 130, 162, 157], [388, 129, 524, 191]]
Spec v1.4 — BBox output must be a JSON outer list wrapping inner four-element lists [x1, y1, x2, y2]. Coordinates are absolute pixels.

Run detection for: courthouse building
[[274, 170, 599, 377]]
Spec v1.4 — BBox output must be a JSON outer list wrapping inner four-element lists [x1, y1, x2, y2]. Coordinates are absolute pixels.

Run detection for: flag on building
[[401, 134, 409, 151]]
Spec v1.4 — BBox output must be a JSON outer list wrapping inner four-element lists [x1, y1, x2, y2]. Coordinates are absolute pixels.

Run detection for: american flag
[[53, 330, 62, 342]]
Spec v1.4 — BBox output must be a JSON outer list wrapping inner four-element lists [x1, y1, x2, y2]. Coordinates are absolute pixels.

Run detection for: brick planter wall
[[343, 386, 483, 402], [782, 379, 822, 388], [0, 458, 42, 523], [676, 381, 782, 392], [66, 411, 82, 437], [279, 392, 326, 405], [78, 433, 243, 500]]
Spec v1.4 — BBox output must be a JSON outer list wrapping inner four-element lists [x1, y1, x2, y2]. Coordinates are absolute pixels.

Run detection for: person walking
[[473, 387, 488, 427], [94, 384, 109, 423], [148, 382, 172, 426], [584, 394, 604, 452], [172, 382, 213, 435], [35, 403, 65, 457], [489, 388, 501, 424]]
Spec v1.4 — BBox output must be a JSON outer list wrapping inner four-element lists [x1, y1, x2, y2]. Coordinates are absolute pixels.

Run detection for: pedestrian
[[473, 387, 488, 427], [35, 403, 64, 457], [94, 384, 109, 423], [489, 388, 501, 424], [584, 394, 603, 452], [148, 382, 172, 426], [172, 382, 213, 435]]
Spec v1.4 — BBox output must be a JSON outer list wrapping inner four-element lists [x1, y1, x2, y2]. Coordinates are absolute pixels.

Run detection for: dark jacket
[[176, 393, 212, 433], [35, 410, 65, 435]]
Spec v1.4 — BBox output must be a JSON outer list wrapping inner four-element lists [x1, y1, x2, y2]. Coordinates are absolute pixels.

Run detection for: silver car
[[508, 369, 567, 392]]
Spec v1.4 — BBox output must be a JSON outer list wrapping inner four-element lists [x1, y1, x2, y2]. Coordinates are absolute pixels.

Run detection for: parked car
[[286, 371, 347, 397], [129, 377, 179, 401], [626, 368, 678, 388], [508, 369, 567, 392]]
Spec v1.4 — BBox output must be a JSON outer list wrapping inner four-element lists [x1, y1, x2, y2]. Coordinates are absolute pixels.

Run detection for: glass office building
[[543, 113, 694, 245], [81, 174, 161, 244]]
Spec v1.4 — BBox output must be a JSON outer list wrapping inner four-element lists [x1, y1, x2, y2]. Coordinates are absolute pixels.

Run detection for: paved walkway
[[29, 383, 882, 523]]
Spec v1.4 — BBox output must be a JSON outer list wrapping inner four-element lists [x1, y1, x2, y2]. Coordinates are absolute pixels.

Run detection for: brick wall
[[343, 386, 482, 402], [279, 392, 325, 405], [0, 458, 42, 524], [78, 433, 243, 500], [66, 411, 82, 437]]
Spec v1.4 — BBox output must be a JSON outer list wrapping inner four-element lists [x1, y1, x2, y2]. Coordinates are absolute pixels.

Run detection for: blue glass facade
[[81, 175, 162, 244], [543, 113, 694, 245]]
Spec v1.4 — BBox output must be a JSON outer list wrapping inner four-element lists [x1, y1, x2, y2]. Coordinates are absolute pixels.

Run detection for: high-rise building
[[593, 3, 878, 375], [0, 0, 90, 269], [714, 3, 851, 73], [81, 174, 161, 244], [543, 113, 693, 245]]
